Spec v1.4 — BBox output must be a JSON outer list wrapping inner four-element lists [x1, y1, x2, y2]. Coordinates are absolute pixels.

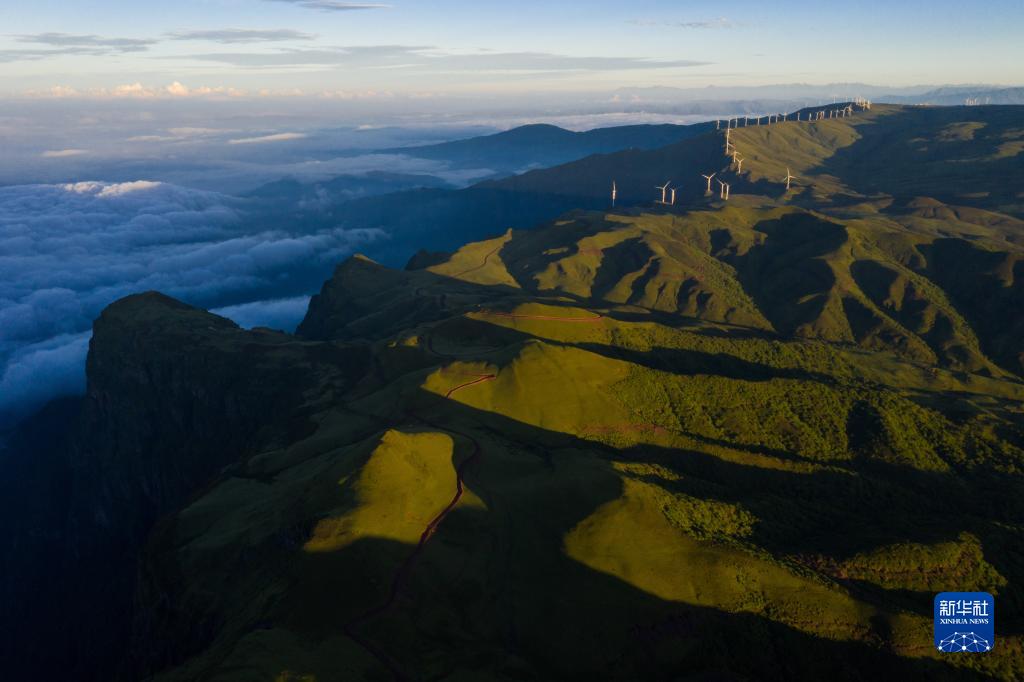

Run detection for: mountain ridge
[[2, 103, 1023, 681]]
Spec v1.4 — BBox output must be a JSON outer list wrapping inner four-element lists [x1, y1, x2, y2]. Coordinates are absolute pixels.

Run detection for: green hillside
[[4, 104, 1023, 681], [489, 104, 1024, 216], [135, 201, 1022, 679], [334, 104, 1024, 267]]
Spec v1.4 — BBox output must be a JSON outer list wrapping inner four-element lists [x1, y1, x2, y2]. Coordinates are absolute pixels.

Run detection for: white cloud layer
[[211, 296, 312, 331], [0, 180, 383, 425], [228, 132, 308, 144]]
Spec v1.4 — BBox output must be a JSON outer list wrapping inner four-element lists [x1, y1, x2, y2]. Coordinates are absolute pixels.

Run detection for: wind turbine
[[783, 167, 796, 191], [669, 187, 677, 205], [702, 172, 716, 195], [717, 178, 730, 200], [611, 180, 617, 208], [736, 156, 745, 173], [655, 181, 671, 204]]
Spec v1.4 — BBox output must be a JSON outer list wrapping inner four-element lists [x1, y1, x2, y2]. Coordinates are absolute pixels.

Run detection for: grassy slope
[[146, 266, 1022, 681], [134, 105, 1024, 681]]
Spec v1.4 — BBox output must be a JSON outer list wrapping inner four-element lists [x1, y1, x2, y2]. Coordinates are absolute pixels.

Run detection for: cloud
[[166, 28, 317, 43], [165, 81, 190, 96], [41, 149, 88, 158], [0, 180, 384, 425], [0, 33, 157, 62], [265, 0, 390, 11], [0, 333, 90, 425], [14, 32, 157, 50], [211, 296, 311, 331], [228, 132, 308, 144], [34, 82, 252, 99], [631, 18, 737, 29], [174, 45, 708, 72]]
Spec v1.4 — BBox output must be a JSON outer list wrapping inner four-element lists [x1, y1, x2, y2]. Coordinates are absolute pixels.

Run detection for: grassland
[[111, 104, 1024, 681]]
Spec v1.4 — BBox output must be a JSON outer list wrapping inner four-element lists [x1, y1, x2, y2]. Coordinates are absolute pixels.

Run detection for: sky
[[1, 0, 1023, 427], [2, 0, 1023, 97]]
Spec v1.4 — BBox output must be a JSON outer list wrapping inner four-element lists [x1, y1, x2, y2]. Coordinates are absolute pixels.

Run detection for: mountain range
[[2, 102, 1023, 681]]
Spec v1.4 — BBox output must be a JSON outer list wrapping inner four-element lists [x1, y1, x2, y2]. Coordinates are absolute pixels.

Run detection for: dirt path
[[450, 244, 503, 279], [481, 311, 604, 323], [342, 373, 496, 680]]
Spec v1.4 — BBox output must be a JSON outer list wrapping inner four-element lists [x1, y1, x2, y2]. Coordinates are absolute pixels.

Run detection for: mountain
[[339, 103, 1024, 267], [2, 103, 1024, 681], [245, 171, 455, 205], [385, 121, 714, 174], [889, 87, 1024, 106]]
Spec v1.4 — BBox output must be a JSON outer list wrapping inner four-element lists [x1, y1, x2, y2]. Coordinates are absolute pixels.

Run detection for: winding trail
[[481, 311, 604, 323], [450, 245, 503, 279], [342, 372, 496, 680]]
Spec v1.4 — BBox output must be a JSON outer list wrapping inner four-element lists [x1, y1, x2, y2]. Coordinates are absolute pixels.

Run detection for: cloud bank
[[167, 29, 317, 44], [265, 0, 390, 11], [0, 180, 383, 426], [228, 132, 308, 144]]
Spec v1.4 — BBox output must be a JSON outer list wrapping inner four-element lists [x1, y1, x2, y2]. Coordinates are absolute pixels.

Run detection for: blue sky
[[1, 0, 1022, 96]]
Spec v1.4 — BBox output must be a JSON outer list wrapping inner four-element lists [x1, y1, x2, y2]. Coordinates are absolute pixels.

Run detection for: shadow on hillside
[[722, 213, 848, 337], [819, 106, 1024, 210], [137, 381, 1011, 680]]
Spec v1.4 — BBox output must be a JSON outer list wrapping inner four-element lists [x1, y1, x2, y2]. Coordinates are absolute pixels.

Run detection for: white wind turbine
[[783, 167, 797, 190], [611, 180, 617, 208], [669, 187, 677, 205], [735, 155, 745, 173], [702, 172, 717, 195], [717, 178, 730, 200], [655, 181, 671, 204]]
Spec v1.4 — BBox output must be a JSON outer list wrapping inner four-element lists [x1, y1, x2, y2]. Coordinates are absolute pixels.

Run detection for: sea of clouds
[[0, 180, 384, 426]]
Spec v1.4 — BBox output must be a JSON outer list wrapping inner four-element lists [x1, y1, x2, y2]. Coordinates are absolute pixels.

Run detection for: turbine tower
[[702, 172, 716, 195], [717, 178, 730, 200], [784, 167, 796, 190], [669, 187, 677, 205], [611, 180, 617, 208], [655, 181, 671, 204]]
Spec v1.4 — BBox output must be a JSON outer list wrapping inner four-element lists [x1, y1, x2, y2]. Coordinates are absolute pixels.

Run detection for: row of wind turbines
[[610, 100, 871, 207], [715, 102, 866, 129]]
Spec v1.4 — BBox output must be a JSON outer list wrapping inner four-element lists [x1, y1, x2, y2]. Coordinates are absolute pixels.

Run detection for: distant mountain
[[245, 170, 454, 204], [333, 103, 1024, 268], [385, 121, 714, 173], [889, 86, 1024, 106]]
